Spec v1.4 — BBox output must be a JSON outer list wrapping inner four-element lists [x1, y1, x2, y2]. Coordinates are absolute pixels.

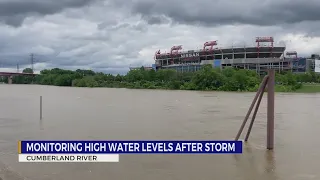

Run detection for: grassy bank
[[274, 84, 320, 93], [294, 83, 320, 93]]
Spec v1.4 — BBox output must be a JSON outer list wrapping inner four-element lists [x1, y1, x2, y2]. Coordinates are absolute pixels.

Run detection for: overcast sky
[[0, 0, 319, 74]]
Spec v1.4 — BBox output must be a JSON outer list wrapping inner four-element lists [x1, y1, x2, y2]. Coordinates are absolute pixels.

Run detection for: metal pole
[[267, 70, 275, 150], [40, 96, 42, 120], [235, 75, 269, 141], [244, 78, 268, 141]]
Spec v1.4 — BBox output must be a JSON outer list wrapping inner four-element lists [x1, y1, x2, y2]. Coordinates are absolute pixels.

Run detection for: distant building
[[152, 36, 319, 74], [306, 54, 320, 73]]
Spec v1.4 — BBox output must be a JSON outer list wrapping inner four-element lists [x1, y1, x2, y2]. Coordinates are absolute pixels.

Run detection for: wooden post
[[8, 76, 13, 84], [235, 75, 269, 141], [244, 78, 268, 141], [40, 96, 42, 120], [267, 70, 275, 150]]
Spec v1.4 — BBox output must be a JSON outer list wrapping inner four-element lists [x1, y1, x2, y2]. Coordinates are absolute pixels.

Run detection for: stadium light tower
[[170, 45, 183, 65], [256, 37, 274, 58], [203, 41, 218, 51], [154, 50, 161, 60], [170, 45, 182, 54], [286, 51, 298, 59]]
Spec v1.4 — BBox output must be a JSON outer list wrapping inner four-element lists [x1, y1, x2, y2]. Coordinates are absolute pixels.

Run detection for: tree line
[[1, 65, 320, 92]]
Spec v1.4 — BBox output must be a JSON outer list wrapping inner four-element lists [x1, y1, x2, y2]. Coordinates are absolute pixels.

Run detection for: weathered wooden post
[[40, 96, 43, 120], [235, 69, 275, 150], [8, 76, 13, 84], [235, 76, 269, 141], [244, 78, 268, 141], [267, 69, 275, 150]]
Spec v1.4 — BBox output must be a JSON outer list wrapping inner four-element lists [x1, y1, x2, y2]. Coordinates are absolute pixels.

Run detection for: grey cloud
[[0, 0, 97, 27], [0, 15, 27, 27], [100, 22, 148, 32], [0, 55, 31, 67], [98, 22, 114, 30], [285, 21, 320, 37], [1, 0, 319, 75], [128, 0, 320, 26], [142, 15, 170, 25]]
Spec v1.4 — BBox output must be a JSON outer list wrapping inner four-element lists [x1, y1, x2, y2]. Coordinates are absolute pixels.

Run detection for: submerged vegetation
[[1, 65, 320, 92]]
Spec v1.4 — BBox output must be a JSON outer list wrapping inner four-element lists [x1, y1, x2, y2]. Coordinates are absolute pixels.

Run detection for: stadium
[[143, 36, 317, 74]]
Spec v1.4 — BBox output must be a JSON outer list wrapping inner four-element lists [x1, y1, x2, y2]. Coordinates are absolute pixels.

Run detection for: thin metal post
[[267, 70, 275, 150], [244, 78, 268, 141], [235, 75, 269, 141], [40, 96, 42, 120]]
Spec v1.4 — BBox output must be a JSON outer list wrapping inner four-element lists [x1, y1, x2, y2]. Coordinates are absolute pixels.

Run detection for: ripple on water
[[0, 87, 318, 180]]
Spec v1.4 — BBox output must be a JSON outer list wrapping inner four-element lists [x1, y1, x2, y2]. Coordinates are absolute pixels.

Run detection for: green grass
[[274, 83, 320, 93], [295, 83, 320, 93]]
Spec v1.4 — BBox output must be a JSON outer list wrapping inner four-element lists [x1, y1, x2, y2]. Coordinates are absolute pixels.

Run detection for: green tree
[[23, 68, 34, 73], [10, 65, 316, 92]]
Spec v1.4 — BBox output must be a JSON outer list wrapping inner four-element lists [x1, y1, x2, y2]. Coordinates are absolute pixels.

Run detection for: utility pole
[[30, 53, 34, 73], [17, 63, 19, 73]]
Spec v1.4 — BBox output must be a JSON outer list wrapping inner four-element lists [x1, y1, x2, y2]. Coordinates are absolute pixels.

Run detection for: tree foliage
[[1, 66, 320, 92]]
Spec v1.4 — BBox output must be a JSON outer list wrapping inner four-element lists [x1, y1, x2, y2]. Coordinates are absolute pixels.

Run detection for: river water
[[0, 84, 319, 180]]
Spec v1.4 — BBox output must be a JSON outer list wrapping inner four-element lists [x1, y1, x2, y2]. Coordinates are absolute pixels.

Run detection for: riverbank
[[2, 66, 320, 93], [1, 82, 320, 93], [119, 84, 320, 93], [274, 83, 320, 93], [70, 83, 320, 93], [294, 83, 320, 93]]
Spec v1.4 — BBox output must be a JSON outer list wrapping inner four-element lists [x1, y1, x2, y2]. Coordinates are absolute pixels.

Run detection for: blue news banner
[[19, 140, 242, 154]]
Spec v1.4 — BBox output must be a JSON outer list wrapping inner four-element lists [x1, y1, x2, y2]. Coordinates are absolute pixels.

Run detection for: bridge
[[0, 72, 36, 84]]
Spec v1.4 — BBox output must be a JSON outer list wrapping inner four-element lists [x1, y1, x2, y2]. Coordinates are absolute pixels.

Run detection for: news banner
[[18, 140, 242, 162]]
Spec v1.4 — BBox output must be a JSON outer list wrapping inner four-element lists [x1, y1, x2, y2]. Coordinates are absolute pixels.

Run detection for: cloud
[[129, 0, 320, 26], [0, 0, 320, 74], [0, 0, 96, 27]]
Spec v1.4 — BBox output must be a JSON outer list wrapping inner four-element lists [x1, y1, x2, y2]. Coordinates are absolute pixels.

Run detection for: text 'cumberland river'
[[0, 85, 320, 180]]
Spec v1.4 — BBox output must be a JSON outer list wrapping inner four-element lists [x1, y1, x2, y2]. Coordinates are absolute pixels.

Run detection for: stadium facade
[[131, 36, 318, 74]]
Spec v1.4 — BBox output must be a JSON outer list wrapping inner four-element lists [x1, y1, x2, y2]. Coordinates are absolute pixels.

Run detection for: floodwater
[[0, 85, 319, 180]]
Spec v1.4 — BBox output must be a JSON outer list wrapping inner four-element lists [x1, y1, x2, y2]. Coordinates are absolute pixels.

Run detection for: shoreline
[[3, 67, 319, 93], [2, 83, 320, 93], [293, 84, 320, 93]]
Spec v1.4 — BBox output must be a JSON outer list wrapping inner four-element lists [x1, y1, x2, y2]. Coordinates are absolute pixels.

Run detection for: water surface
[[0, 85, 319, 180]]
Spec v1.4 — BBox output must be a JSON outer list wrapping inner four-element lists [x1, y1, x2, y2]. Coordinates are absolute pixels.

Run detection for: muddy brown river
[[0, 84, 319, 180]]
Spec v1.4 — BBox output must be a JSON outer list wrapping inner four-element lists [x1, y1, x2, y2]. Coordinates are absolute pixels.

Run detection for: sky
[[0, 0, 320, 74]]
